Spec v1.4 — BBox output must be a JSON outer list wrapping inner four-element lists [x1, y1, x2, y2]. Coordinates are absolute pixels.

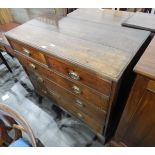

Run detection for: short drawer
[[44, 78, 107, 125], [45, 54, 111, 96], [9, 39, 47, 64], [16, 52, 47, 72]]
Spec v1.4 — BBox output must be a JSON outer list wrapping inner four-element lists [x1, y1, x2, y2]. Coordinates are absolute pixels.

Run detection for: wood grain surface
[[5, 9, 150, 81], [68, 8, 134, 26]]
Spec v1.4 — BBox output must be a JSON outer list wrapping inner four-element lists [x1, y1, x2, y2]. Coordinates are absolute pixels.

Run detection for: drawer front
[[45, 54, 111, 96], [60, 99, 104, 134], [44, 78, 106, 125], [39, 68, 108, 112], [48, 84, 104, 134], [45, 72, 109, 111], [18, 51, 109, 111], [18, 54, 109, 111], [9, 39, 47, 64], [48, 81, 104, 134], [16, 52, 105, 134], [23, 67, 48, 96]]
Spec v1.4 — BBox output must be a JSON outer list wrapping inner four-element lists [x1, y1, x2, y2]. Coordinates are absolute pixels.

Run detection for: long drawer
[[45, 54, 112, 96], [39, 69, 109, 112], [17, 52, 109, 111], [57, 99, 104, 134], [45, 78, 106, 122], [45, 78, 106, 134]]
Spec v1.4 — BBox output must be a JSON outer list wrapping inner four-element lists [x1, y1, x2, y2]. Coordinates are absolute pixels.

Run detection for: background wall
[[0, 8, 67, 24]]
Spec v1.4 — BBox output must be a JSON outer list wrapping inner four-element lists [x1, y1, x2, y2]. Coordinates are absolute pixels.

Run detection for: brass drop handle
[[29, 63, 36, 69], [23, 48, 30, 56], [37, 76, 43, 82], [75, 99, 84, 107], [77, 113, 83, 119], [68, 71, 80, 80], [72, 85, 81, 94]]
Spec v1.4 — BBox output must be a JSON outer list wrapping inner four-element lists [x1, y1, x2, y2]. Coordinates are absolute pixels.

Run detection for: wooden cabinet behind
[[110, 36, 155, 147]]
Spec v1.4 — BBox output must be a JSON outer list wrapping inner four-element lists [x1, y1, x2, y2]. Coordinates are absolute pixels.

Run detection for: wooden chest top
[[134, 36, 155, 80], [5, 9, 150, 81], [68, 8, 134, 26]]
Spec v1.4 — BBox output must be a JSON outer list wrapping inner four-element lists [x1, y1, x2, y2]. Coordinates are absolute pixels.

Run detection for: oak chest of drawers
[[110, 36, 155, 146], [5, 9, 151, 141]]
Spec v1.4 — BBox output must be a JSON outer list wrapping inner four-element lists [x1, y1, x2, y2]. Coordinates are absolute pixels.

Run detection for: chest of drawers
[[5, 9, 151, 141]]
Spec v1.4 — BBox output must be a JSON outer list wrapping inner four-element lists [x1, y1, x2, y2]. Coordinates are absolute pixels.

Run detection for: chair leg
[[0, 52, 12, 73]]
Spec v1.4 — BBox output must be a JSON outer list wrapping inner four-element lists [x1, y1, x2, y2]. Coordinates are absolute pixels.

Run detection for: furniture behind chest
[[0, 22, 19, 72], [0, 22, 19, 56], [5, 9, 151, 141], [110, 36, 155, 146], [122, 12, 155, 32]]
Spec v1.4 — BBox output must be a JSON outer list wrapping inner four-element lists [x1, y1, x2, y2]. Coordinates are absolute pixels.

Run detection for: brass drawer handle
[[72, 85, 81, 94], [68, 71, 80, 80], [75, 99, 84, 107], [37, 76, 43, 83], [77, 113, 83, 119], [29, 63, 36, 69], [23, 48, 30, 56]]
